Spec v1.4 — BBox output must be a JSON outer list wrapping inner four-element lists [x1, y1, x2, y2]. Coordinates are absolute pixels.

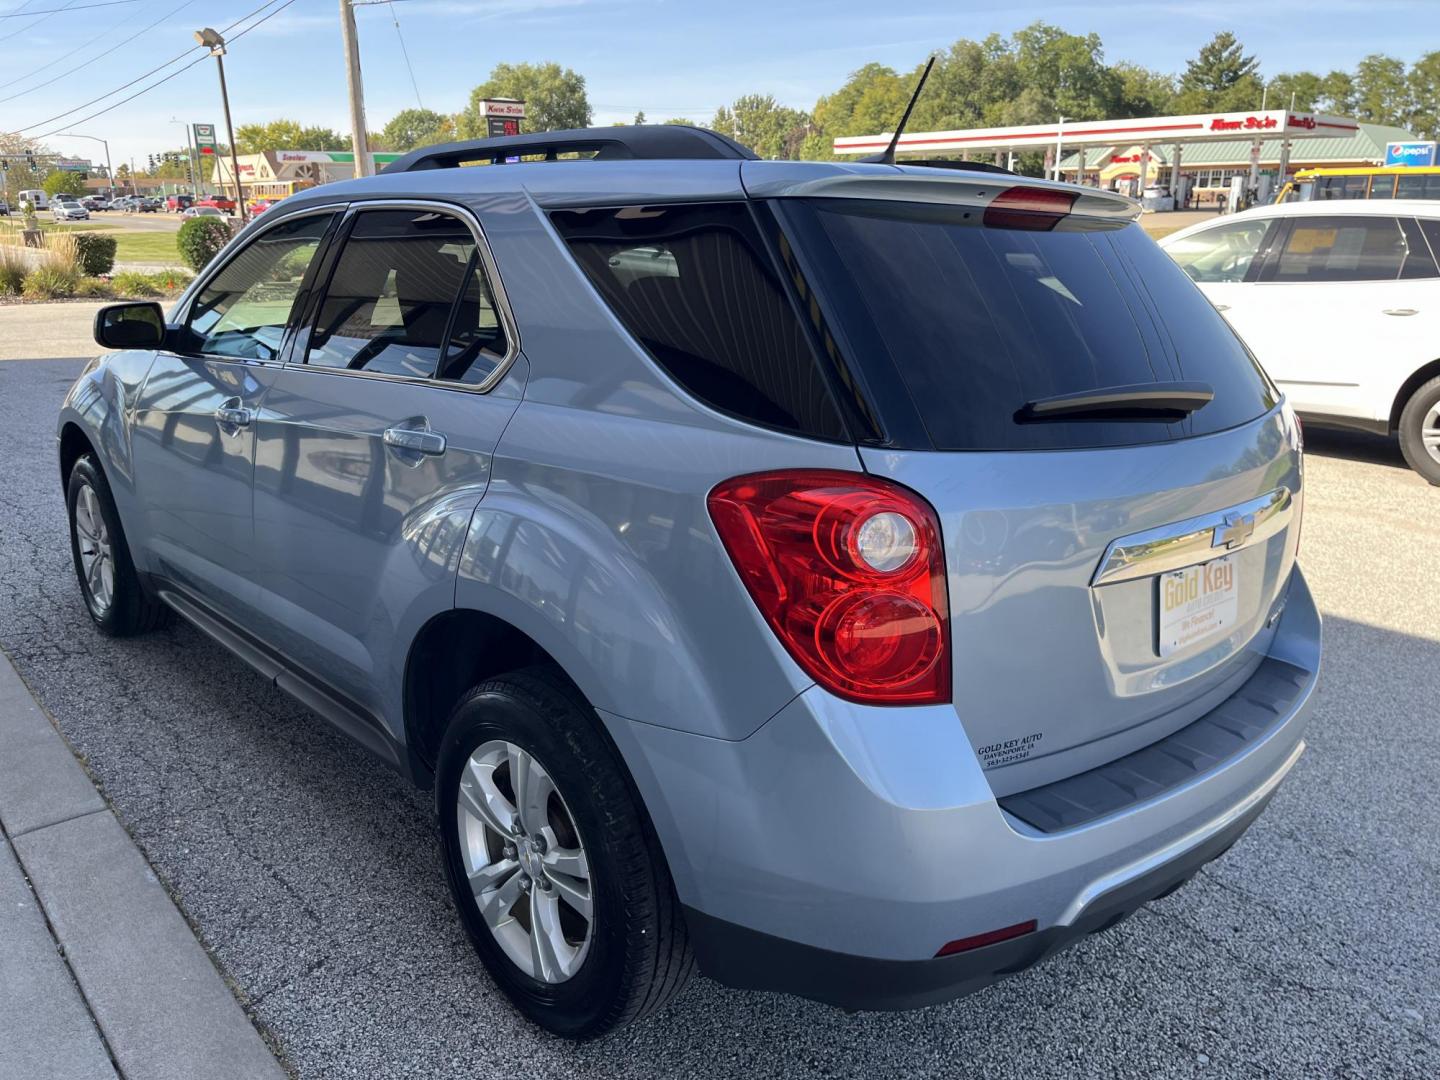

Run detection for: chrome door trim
[[290, 197, 521, 395], [1090, 487, 1293, 587]]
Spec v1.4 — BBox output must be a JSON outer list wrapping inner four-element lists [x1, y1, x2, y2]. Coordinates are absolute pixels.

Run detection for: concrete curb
[[0, 649, 288, 1080]]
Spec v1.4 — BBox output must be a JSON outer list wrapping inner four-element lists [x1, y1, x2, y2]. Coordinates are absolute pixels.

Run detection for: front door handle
[[383, 427, 447, 456], [214, 403, 252, 430], [1382, 307, 1419, 316], [1213, 303, 1231, 312]]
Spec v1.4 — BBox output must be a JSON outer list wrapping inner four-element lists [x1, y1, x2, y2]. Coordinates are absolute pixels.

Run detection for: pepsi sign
[[1385, 141, 1437, 167]]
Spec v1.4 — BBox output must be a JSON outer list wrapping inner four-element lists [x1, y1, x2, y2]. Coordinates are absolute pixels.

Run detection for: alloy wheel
[[456, 740, 594, 983], [73, 482, 114, 615], [1423, 403, 1440, 466]]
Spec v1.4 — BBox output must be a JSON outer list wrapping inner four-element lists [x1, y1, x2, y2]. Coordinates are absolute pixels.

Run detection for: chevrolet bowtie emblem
[[1213, 512, 1256, 551]]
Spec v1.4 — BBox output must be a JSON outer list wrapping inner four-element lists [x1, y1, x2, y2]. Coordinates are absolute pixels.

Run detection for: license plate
[[1158, 556, 1238, 657]]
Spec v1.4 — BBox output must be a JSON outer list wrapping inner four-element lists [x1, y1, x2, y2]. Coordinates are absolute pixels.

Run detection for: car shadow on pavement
[[1300, 425, 1410, 471]]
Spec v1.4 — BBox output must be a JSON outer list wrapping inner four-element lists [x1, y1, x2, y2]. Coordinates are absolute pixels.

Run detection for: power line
[[0, 0, 79, 43], [386, 0, 423, 109], [0, 0, 199, 104], [0, 0, 140, 17], [28, 0, 300, 142]]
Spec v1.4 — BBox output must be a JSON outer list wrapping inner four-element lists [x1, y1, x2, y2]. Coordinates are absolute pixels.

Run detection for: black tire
[[65, 454, 169, 636], [1398, 375, 1440, 485], [436, 667, 693, 1038]]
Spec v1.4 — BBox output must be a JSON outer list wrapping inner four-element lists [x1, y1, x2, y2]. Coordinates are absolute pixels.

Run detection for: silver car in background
[[57, 126, 1319, 1039]]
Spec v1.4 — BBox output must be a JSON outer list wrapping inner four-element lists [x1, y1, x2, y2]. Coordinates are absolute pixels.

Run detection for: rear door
[[250, 202, 521, 720], [1239, 214, 1438, 421], [777, 192, 1300, 793]]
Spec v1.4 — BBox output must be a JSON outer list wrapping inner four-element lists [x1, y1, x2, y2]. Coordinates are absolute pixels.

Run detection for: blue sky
[[2, 0, 1438, 169]]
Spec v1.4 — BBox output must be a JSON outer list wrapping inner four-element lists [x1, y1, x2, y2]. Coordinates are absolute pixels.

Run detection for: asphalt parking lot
[[1, 357, 1436, 1079]]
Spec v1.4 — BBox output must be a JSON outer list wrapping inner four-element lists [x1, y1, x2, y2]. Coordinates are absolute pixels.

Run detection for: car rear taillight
[[983, 185, 1077, 231], [707, 470, 950, 706]]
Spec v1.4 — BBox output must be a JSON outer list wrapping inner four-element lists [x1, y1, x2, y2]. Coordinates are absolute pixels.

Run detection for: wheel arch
[[1390, 357, 1440, 433], [58, 421, 96, 490]]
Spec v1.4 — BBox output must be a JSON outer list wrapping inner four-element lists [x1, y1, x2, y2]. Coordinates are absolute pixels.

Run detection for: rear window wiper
[[1015, 382, 1214, 423]]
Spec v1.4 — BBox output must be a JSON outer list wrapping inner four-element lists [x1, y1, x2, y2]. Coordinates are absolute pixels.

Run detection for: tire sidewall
[[66, 456, 124, 633], [436, 684, 633, 1036], [1399, 377, 1440, 485]]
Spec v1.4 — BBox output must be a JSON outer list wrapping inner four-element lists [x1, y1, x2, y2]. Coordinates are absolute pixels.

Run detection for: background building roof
[[1061, 122, 1417, 170]]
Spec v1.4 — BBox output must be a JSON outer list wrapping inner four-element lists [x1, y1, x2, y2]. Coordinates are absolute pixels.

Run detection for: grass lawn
[[1, 218, 183, 266]]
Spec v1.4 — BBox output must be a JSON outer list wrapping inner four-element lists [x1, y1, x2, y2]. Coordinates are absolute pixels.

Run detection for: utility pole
[[195, 28, 248, 224], [339, 0, 372, 177]]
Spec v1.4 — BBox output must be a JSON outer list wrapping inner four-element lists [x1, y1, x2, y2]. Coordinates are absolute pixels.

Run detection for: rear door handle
[[1382, 307, 1418, 316], [214, 404, 252, 429], [1213, 303, 1230, 312], [383, 427, 447, 456]]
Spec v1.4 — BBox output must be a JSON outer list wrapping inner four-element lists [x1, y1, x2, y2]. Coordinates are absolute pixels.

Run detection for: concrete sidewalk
[[0, 649, 288, 1080], [0, 301, 111, 361]]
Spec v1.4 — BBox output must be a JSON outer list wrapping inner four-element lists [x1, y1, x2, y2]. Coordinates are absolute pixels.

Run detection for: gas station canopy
[[833, 109, 1359, 159]]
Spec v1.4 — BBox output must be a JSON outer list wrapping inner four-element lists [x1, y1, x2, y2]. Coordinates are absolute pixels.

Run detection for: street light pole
[[339, 0, 372, 177], [195, 27, 248, 224], [50, 132, 113, 198]]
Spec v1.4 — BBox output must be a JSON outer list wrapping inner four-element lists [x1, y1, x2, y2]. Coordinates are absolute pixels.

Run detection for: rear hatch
[[768, 171, 1302, 796]]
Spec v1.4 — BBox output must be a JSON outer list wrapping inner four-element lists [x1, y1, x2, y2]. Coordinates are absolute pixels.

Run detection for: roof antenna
[[860, 55, 936, 164]]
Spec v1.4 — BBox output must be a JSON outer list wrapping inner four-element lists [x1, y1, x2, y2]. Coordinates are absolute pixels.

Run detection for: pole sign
[[193, 123, 218, 158], [478, 98, 525, 139], [1385, 141, 1437, 167]]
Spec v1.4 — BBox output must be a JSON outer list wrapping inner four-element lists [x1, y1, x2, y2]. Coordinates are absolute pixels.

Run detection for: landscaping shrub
[[75, 277, 115, 299], [176, 216, 231, 271], [22, 265, 79, 300], [110, 270, 160, 297], [0, 245, 26, 295], [42, 232, 81, 275], [71, 233, 118, 276]]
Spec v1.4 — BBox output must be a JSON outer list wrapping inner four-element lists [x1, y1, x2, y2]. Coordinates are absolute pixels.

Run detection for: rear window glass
[[1262, 216, 1408, 283], [779, 200, 1275, 451], [551, 202, 846, 441]]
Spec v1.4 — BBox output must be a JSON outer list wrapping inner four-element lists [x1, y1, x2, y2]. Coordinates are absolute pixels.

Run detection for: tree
[[458, 62, 590, 136], [1408, 51, 1440, 139], [1265, 71, 1324, 111], [1318, 70, 1357, 115], [1112, 62, 1176, 116], [42, 170, 87, 197], [662, 117, 697, 126], [235, 120, 348, 154], [1175, 31, 1263, 112], [1352, 54, 1411, 127], [633, 110, 646, 125], [378, 108, 454, 152], [802, 62, 909, 159], [711, 95, 810, 159]]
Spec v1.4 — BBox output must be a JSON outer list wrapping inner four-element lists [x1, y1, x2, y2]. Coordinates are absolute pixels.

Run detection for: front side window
[[185, 213, 334, 359], [551, 202, 845, 440], [306, 208, 477, 378], [1166, 219, 1273, 283], [1265, 216, 1408, 283]]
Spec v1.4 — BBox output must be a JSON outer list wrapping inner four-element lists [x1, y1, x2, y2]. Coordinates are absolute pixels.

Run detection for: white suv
[[1161, 199, 1440, 483]]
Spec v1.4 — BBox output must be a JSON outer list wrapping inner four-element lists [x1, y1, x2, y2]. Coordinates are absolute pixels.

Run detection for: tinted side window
[[437, 253, 509, 386], [1166, 219, 1272, 283], [551, 202, 846, 440], [186, 213, 333, 360], [307, 209, 475, 378], [1397, 174, 1440, 199], [1398, 219, 1439, 279], [1266, 216, 1406, 283]]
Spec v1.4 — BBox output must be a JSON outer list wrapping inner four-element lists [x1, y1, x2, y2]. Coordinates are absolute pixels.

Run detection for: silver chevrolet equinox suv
[[58, 126, 1320, 1038]]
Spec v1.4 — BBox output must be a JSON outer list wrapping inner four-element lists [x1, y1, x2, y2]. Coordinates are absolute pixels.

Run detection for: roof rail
[[380, 125, 756, 174]]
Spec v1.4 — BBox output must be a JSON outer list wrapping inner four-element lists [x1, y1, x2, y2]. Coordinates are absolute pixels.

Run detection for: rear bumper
[[603, 566, 1320, 1011]]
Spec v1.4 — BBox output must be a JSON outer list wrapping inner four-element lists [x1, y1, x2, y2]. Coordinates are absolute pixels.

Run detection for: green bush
[[176, 216, 232, 271], [22, 265, 79, 300], [71, 233, 118, 276], [75, 277, 115, 299], [110, 270, 160, 297], [0, 246, 26, 295]]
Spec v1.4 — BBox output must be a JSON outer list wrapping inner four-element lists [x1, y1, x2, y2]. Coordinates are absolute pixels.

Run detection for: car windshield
[[779, 197, 1277, 451]]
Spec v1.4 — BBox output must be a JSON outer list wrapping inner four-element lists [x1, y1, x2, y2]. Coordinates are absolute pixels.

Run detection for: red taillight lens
[[983, 185, 1077, 231], [935, 919, 1037, 957], [707, 470, 950, 705]]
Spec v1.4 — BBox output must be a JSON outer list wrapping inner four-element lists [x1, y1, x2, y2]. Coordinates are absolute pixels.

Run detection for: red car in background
[[165, 193, 194, 212], [194, 195, 236, 213], [249, 199, 278, 215]]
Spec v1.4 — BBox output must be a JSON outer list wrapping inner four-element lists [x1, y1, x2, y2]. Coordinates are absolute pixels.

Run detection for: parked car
[[249, 198, 278, 215], [181, 205, 225, 218], [194, 194, 236, 213], [17, 188, 48, 210], [138, 197, 161, 212], [1161, 199, 1440, 484], [51, 198, 89, 221], [59, 127, 1320, 1039], [0, 199, 9, 216], [81, 196, 111, 211], [166, 193, 195, 212]]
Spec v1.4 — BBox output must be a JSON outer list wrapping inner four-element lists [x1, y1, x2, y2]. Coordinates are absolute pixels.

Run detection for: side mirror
[[94, 302, 167, 350]]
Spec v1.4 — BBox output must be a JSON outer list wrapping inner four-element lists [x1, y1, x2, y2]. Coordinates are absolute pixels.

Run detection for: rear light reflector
[[707, 470, 950, 705], [983, 185, 1077, 231], [935, 919, 1038, 957]]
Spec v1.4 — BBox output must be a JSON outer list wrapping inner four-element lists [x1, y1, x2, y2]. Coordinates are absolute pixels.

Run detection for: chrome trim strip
[[1057, 738, 1306, 927], [1090, 486, 1292, 587]]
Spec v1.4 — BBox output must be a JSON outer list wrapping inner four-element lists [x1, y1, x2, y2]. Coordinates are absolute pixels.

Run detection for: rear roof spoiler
[[380, 125, 757, 174]]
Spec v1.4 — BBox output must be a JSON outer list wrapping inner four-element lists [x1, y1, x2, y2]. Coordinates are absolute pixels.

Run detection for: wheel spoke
[[508, 744, 554, 836], [467, 857, 519, 900], [74, 500, 98, 543], [475, 864, 527, 928], [544, 865, 592, 921], [529, 888, 569, 982], [85, 551, 104, 593], [541, 841, 588, 882], [458, 759, 516, 836]]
